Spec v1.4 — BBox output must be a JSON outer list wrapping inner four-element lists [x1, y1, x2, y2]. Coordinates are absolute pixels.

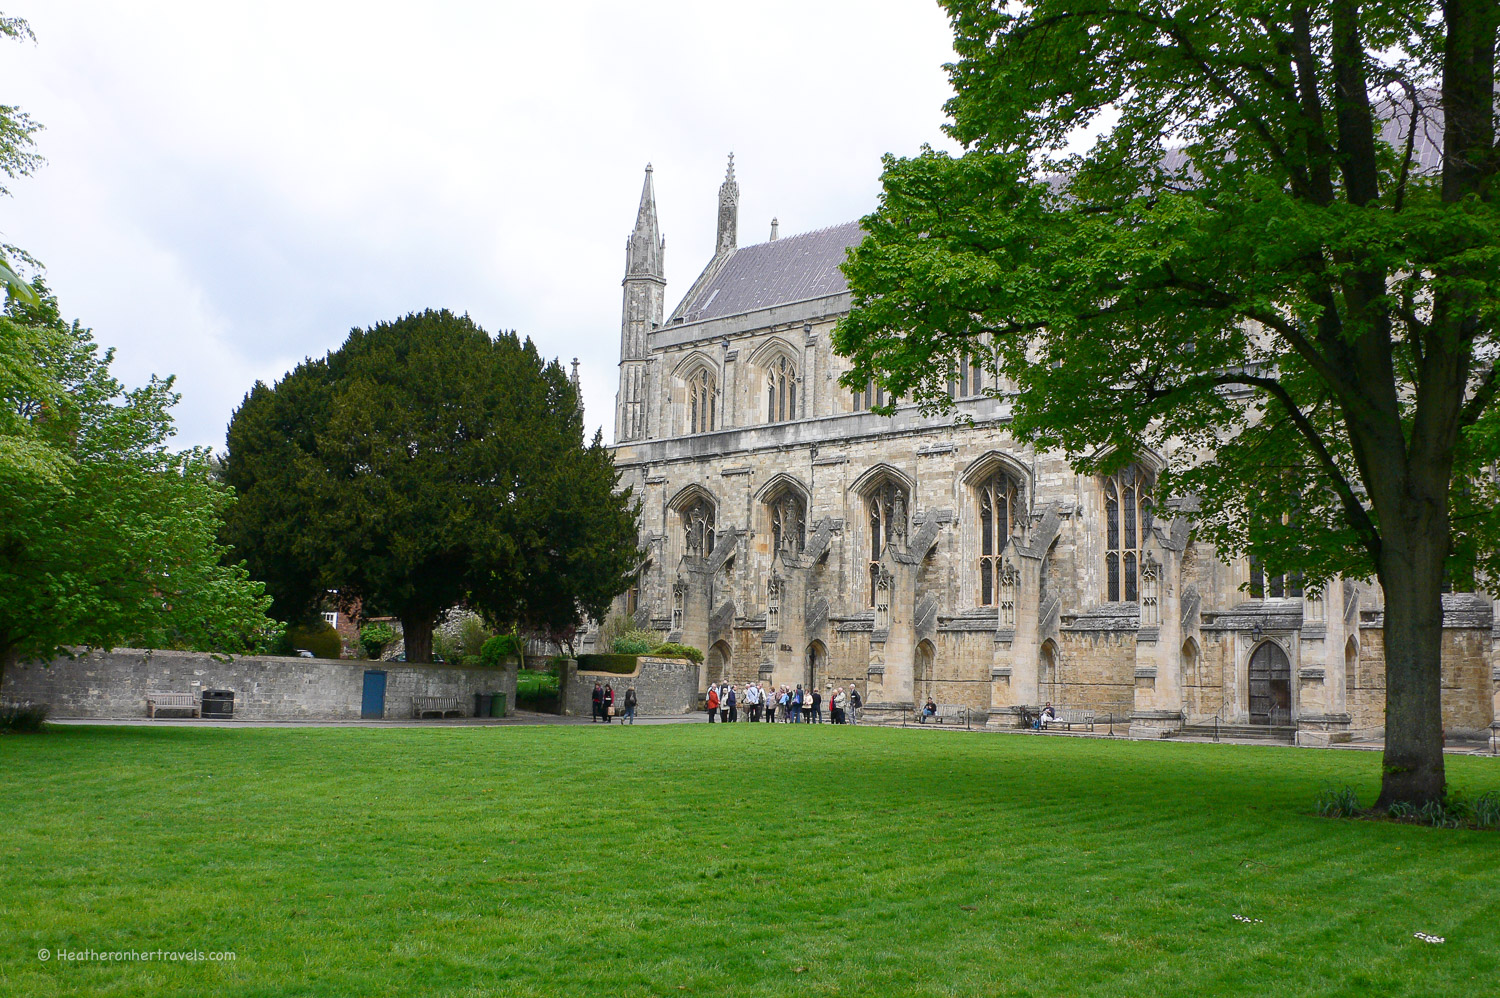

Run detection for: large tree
[[835, 1, 1498, 806], [221, 309, 641, 662], [0, 11, 42, 298], [0, 284, 277, 684]]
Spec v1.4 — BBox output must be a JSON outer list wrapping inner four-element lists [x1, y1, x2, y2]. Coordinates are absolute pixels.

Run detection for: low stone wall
[[560, 656, 700, 717], [1, 648, 517, 721]]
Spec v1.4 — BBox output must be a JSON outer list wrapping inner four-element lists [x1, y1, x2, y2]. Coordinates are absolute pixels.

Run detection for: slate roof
[[671, 221, 864, 323]]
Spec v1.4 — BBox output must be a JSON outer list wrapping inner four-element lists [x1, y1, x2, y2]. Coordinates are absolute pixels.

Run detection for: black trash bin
[[474, 692, 493, 718], [201, 689, 234, 719], [490, 692, 505, 718]]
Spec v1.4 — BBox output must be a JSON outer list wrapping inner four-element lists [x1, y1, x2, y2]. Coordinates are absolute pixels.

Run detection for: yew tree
[[221, 310, 641, 662], [835, 1, 1498, 807]]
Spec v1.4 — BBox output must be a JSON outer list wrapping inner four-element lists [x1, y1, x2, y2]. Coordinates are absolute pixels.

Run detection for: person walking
[[590, 681, 604, 722], [623, 686, 638, 724], [705, 684, 720, 722], [603, 683, 615, 723]]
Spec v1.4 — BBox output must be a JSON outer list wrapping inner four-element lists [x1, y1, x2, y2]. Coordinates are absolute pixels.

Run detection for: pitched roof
[[670, 220, 864, 323]]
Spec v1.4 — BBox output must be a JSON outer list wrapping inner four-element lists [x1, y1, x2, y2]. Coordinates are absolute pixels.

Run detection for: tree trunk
[[402, 614, 435, 664], [1375, 524, 1448, 809]]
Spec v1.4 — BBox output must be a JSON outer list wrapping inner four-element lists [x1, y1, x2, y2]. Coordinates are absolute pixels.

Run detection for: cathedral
[[599, 157, 1498, 742]]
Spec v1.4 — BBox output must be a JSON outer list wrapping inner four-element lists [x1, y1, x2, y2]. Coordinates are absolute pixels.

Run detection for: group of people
[[703, 682, 862, 725], [589, 682, 638, 723]]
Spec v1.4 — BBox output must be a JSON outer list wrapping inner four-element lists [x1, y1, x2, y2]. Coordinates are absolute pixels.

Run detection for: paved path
[[47, 710, 708, 729]]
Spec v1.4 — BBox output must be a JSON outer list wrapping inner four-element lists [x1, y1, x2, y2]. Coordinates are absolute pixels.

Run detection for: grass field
[[2, 724, 1497, 997]]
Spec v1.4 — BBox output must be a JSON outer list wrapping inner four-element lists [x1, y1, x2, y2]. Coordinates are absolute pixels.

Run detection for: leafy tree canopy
[[0, 12, 43, 296], [0, 283, 277, 674], [835, 0, 1498, 806], [221, 309, 641, 663]]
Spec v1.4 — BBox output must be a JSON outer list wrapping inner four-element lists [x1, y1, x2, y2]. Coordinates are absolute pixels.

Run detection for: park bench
[[1045, 708, 1094, 731], [917, 703, 972, 726], [412, 695, 465, 719], [146, 691, 200, 719]]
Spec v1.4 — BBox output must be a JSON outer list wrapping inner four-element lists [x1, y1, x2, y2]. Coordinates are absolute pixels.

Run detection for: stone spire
[[716, 153, 738, 257], [770, 217, 779, 241], [625, 163, 665, 280], [617, 164, 666, 443], [570, 358, 582, 415]]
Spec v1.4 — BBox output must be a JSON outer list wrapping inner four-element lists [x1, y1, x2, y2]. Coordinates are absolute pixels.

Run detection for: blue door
[[361, 670, 387, 719]]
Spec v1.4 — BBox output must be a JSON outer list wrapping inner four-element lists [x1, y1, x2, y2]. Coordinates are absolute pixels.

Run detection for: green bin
[[490, 692, 506, 718]]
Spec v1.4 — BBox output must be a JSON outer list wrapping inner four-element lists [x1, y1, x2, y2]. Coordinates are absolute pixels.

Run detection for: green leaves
[[221, 310, 642, 656], [838, 0, 1500, 592], [0, 282, 276, 663]]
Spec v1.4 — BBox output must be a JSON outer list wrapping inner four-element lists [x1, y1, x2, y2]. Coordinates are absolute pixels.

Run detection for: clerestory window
[[766, 355, 796, 422], [687, 367, 716, 434]]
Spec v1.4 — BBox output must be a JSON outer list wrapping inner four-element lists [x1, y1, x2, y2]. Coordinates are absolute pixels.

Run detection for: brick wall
[[1, 649, 516, 721]]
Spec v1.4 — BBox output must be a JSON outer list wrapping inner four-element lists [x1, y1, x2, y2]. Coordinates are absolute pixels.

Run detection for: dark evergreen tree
[[221, 309, 641, 661]]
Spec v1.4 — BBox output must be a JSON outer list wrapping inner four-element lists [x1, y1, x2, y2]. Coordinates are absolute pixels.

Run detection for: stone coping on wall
[[573, 655, 696, 679]]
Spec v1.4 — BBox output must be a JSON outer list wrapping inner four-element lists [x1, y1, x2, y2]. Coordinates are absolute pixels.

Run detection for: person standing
[[603, 683, 615, 723], [591, 681, 604, 722], [746, 683, 761, 723], [828, 685, 844, 724], [725, 684, 737, 723], [623, 686, 638, 724], [777, 686, 790, 722], [809, 686, 822, 724], [705, 684, 720, 722], [848, 684, 862, 725]]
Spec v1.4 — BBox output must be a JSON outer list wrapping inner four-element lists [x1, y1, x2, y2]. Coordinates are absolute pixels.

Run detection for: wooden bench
[[413, 695, 465, 719], [916, 703, 972, 726], [1039, 707, 1095, 731], [146, 691, 199, 719]]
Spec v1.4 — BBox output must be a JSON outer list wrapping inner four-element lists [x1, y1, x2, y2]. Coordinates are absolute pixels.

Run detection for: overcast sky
[[0, 1, 960, 450]]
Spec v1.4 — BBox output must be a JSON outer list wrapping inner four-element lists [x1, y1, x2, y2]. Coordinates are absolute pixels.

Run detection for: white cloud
[[0, 0, 958, 449]]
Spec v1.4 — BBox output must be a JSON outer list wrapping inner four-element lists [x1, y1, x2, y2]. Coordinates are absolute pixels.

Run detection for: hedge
[[651, 642, 703, 664], [575, 653, 639, 674]]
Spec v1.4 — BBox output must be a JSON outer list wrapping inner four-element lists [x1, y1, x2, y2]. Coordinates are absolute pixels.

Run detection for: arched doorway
[[706, 640, 731, 693], [1248, 642, 1291, 725], [1180, 639, 1199, 714], [1343, 637, 1358, 714], [805, 640, 826, 691], [1038, 640, 1058, 704], [914, 640, 935, 705]]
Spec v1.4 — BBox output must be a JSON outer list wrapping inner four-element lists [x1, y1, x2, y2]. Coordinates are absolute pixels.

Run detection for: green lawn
[[1, 725, 1496, 997]]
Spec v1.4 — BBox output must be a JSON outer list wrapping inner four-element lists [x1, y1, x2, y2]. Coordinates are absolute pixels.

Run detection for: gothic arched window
[[865, 480, 908, 606], [1104, 467, 1153, 602], [687, 367, 716, 435], [1249, 556, 1304, 599], [977, 471, 1017, 606], [766, 355, 796, 423], [767, 489, 806, 554], [682, 497, 716, 557], [947, 357, 985, 399]]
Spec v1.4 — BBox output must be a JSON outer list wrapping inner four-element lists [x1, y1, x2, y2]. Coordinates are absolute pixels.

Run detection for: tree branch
[[1460, 363, 1499, 427], [1216, 371, 1383, 560]]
